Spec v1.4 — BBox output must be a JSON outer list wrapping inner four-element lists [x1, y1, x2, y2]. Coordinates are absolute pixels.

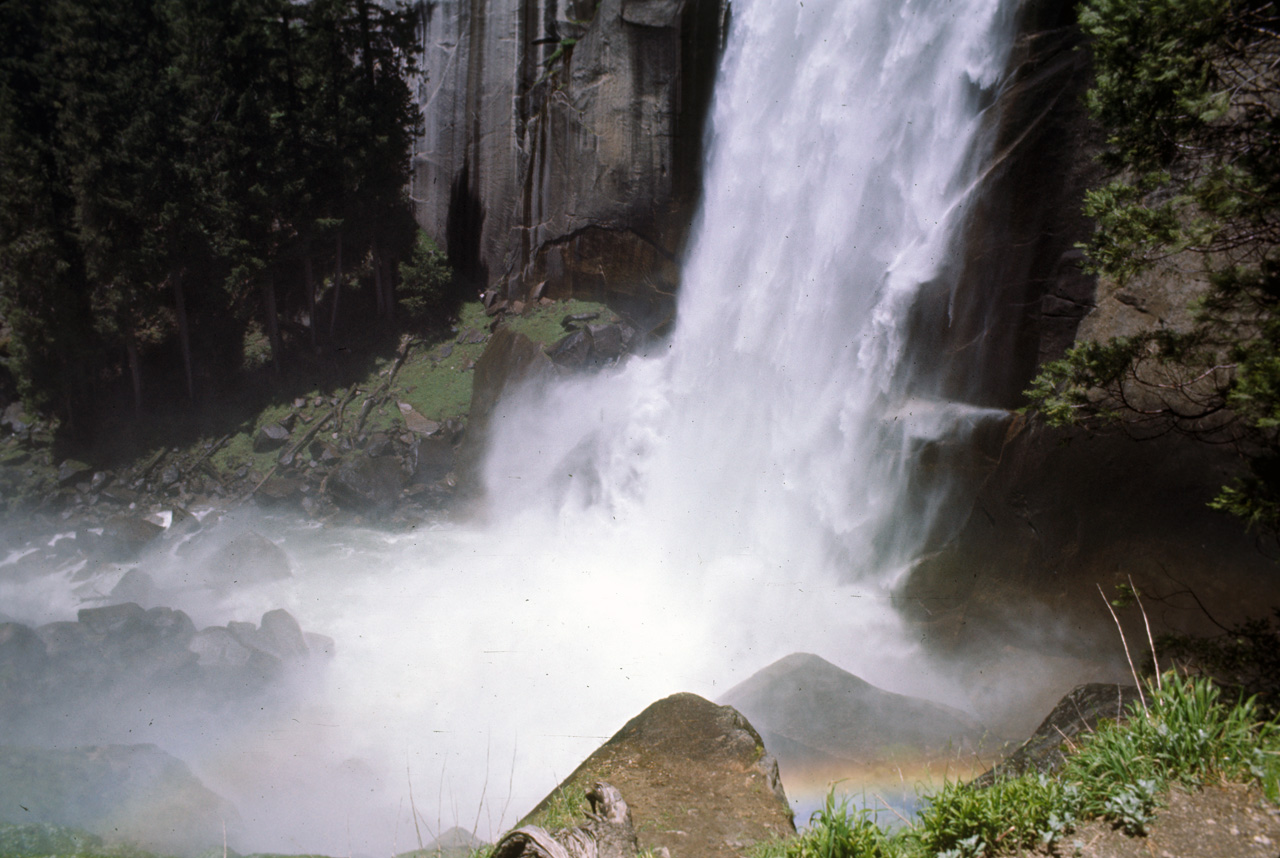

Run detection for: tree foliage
[[0, 0, 426, 428], [1026, 0, 1280, 534]]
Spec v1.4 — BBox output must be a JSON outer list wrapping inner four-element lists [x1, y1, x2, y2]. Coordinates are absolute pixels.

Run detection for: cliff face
[[410, 0, 725, 329], [900, 0, 1280, 670]]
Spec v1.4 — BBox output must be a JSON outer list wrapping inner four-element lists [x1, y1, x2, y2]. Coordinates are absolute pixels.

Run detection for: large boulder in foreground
[[720, 653, 984, 779], [0, 744, 239, 856], [520, 693, 794, 858]]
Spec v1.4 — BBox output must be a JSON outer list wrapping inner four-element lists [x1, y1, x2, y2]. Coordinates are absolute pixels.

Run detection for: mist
[[0, 0, 1125, 854]]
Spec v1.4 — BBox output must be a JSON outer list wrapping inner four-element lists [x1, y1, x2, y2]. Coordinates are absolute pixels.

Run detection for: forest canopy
[[1026, 0, 1280, 534], [0, 0, 433, 430]]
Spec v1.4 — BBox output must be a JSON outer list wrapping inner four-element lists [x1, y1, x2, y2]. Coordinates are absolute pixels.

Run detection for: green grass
[[753, 674, 1279, 858], [144, 296, 615, 486], [0, 822, 171, 858], [525, 783, 588, 832], [1060, 671, 1280, 833]]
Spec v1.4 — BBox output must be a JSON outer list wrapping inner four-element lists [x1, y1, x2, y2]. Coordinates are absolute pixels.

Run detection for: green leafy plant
[[1023, 0, 1280, 535], [1156, 609, 1280, 717], [535, 784, 588, 831], [754, 672, 1278, 858], [1061, 672, 1280, 827], [397, 230, 459, 329], [912, 773, 1068, 857]]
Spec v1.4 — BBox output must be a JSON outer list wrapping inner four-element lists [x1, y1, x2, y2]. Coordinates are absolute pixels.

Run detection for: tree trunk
[[381, 243, 396, 321], [262, 277, 282, 375], [329, 232, 343, 338], [173, 273, 195, 401], [304, 255, 317, 348], [125, 336, 143, 415], [373, 240, 386, 319], [373, 236, 395, 322]]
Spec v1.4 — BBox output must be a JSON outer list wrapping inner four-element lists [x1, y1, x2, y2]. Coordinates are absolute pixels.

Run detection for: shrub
[[397, 230, 458, 329]]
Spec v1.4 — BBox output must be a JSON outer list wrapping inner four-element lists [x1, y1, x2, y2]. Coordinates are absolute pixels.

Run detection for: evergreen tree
[[1026, 0, 1280, 534], [0, 0, 425, 425]]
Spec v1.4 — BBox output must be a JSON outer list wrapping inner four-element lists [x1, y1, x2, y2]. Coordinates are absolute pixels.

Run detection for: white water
[[3, 1, 1019, 853]]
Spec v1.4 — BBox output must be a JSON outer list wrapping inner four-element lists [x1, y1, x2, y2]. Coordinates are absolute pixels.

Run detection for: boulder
[[548, 329, 594, 369], [719, 653, 984, 779], [2, 401, 31, 434], [96, 516, 164, 561], [206, 532, 292, 586], [364, 432, 395, 457], [971, 683, 1143, 787], [586, 323, 634, 361], [255, 475, 304, 506], [254, 609, 310, 661], [35, 620, 94, 659], [72, 603, 198, 680], [456, 328, 557, 488], [409, 438, 455, 484], [328, 455, 404, 512], [548, 323, 638, 370], [77, 602, 149, 636], [253, 422, 291, 452], [520, 693, 793, 858], [109, 568, 158, 603], [56, 460, 93, 486], [310, 439, 342, 463], [398, 402, 441, 436], [189, 626, 253, 668]]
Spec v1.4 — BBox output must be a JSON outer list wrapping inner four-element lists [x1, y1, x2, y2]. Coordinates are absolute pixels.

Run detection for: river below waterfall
[[0, 0, 1057, 854]]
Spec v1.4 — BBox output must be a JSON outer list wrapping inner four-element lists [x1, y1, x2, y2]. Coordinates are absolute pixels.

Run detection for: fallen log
[[493, 783, 637, 858]]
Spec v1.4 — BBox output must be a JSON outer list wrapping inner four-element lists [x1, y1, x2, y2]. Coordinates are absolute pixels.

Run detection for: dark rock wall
[[899, 0, 1280, 671], [410, 0, 725, 330], [908, 0, 1102, 409]]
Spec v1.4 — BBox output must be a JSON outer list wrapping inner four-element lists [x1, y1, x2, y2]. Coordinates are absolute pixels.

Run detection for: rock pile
[[0, 602, 331, 744]]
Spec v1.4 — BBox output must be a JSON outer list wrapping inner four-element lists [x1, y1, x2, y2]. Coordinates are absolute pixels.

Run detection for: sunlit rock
[[521, 693, 793, 858]]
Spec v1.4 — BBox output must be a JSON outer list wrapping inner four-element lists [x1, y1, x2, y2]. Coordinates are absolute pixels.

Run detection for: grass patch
[[0, 822, 170, 858], [524, 783, 589, 832], [124, 296, 614, 493], [754, 673, 1279, 858]]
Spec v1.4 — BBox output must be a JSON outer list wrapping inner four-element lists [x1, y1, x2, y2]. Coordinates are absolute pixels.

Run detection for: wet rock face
[[918, 0, 1105, 409], [411, 0, 725, 326]]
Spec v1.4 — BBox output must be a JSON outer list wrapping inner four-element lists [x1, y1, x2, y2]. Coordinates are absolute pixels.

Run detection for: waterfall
[[484, 0, 1016, 585], [2, 1, 1020, 854]]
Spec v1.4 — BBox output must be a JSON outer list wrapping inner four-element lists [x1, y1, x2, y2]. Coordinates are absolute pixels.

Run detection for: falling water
[[2, 1, 1019, 854]]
